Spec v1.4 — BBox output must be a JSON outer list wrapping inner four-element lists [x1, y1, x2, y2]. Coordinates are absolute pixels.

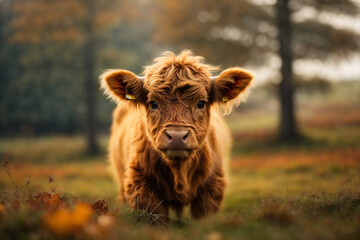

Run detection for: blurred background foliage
[[0, 0, 359, 151]]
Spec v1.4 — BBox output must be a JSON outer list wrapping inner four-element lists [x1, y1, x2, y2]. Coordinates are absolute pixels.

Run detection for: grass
[[0, 81, 359, 239]]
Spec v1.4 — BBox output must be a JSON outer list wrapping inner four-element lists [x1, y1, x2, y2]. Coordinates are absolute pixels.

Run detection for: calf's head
[[101, 51, 252, 162]]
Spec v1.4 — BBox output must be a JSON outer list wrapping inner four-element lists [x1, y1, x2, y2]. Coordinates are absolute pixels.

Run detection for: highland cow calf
[[100, 50, 252, 222]]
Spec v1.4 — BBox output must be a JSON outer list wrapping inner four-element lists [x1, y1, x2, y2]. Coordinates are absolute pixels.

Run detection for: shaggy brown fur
[[100, 50, 253, 222]]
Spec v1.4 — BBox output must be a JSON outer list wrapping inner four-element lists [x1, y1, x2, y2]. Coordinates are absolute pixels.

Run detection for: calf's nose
[[165, 130, 189, 146]]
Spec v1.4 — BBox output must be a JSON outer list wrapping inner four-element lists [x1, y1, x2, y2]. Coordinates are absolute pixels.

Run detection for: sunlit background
[[0, 0, 359, 239]]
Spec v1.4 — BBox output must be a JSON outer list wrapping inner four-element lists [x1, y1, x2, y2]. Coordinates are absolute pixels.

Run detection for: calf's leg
[[123, 169, 169, 224], [190, 175, 226, 219]]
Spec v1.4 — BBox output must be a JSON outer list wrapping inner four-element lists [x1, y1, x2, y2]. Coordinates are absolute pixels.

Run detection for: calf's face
[[145, 73, 212, 161], [101, 53, 252, 162]]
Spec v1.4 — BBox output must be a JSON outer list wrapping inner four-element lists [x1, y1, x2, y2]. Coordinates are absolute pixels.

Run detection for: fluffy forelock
[[143, 50, 219, 94]]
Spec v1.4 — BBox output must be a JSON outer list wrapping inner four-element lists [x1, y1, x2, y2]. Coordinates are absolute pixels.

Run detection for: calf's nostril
[[182, 131, 189, 141], [165, 131, 173, 142]]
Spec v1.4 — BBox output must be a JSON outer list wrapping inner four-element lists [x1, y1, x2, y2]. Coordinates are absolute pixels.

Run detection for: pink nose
[[165, 130, 189, 142], [165, 130, 189, 148]]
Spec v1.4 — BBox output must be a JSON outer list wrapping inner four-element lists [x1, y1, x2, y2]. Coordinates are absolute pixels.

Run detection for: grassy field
[[0, 81, 359, 239]]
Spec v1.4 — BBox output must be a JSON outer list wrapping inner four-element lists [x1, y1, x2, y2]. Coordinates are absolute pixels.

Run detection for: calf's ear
[[212, 68, 253, 103], [100, 69, 145, 103]]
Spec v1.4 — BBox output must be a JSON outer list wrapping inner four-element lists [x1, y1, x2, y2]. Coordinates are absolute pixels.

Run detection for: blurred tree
[[6, 0, 126, 154], [83, 0, 98, 154], [0, 0, 22, 137], [152, 0, 360, 141], [276, 0, 297, 140]]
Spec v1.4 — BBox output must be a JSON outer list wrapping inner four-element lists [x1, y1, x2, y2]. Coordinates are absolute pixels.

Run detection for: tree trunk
[[276, 0, 298, 141], [84, 2, 99, 154]]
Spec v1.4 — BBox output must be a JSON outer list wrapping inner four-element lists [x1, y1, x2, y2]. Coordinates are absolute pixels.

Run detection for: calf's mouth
[[162, 149, 193, 161]]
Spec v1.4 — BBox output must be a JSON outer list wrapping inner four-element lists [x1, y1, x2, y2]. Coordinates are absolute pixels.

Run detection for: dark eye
[[197, 100, 206, 109], [150, 100, 158, 110]]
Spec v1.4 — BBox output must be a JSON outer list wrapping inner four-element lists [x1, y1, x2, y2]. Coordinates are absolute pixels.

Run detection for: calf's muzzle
[[159, 127, 195, 161], [165, 129, 189, 147]]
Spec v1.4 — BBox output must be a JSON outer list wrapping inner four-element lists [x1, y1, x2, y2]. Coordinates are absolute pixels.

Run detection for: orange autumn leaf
[[0, 203, 5, 214], [71, 202, 94, 227], [43, 202, 93, 235]]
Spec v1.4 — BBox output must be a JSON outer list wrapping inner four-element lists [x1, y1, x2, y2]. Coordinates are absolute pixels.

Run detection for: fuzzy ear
[[212, 68, 253, 103], [100, 69, 145, 103]]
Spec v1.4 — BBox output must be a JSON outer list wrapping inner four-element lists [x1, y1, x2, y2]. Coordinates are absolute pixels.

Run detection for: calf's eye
[[150, 100, 158, 109], [197, 100, 206, 109]]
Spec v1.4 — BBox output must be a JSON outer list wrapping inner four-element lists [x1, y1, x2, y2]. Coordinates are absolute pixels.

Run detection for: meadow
[[0, 81, 359, 240]]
